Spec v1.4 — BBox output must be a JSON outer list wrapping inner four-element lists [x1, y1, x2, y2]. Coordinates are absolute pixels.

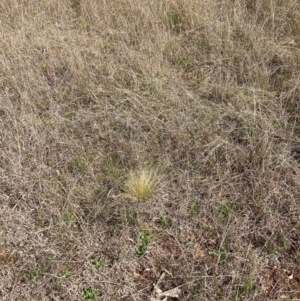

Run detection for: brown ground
[[1, 0, 300, 300]]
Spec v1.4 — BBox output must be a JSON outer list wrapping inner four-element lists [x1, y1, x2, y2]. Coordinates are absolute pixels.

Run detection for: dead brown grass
[[1, 0, 300, 300]]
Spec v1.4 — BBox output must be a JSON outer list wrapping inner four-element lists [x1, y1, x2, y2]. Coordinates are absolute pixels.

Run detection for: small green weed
[[48, 254, 58, 261], [218, 201, 239, 218], [208, 249, 219, 257], [102, 153, 125, 186], [265, 232, 288, 254], [71, 0, 81, 15], [64, 112, 77, 120], [190, 200, 199, 216], [136, 228, 152, 256], [136, 244, 147, 256], [293, 124, 300, 135], [63, 209, 77, 226], [68, 157, 86, 172], [61, 268, 72, 279], [194, 73, 203, 86], [159, 217, 173, 228], [208, 247, 227, 264], [270, 119, 280, 127], [235, 278, 255, 298], [168, 9, 181, 28], [93, 186, 109, 198], [26, 267, 44, 281], [83, 288, 97, 300], [41, 65, 49, 76], [92, 259, 108, 268], [185, 240, 195, 248], [286, 104, 297, 115], [79, 21, 90, 31]]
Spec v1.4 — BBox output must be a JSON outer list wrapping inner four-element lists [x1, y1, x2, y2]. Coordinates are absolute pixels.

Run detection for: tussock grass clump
[[124, 169, 159, 201]]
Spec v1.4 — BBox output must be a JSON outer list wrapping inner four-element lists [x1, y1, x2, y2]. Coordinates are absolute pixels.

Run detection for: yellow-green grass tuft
[[124, 169, 159, 201]]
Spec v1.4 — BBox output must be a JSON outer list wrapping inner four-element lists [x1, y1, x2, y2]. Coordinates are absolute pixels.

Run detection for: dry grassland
[[1, 0, 300, 300]]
